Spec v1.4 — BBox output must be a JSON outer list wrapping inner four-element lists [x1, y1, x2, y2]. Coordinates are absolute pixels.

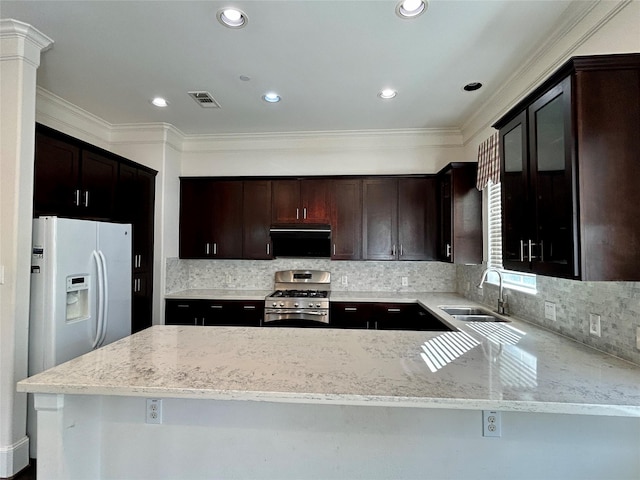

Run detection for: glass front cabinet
[[495, 54, 640, 281]]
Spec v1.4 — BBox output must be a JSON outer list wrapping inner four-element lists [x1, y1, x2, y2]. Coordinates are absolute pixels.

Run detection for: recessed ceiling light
[[217, 8, 248, 28], [263, 92, 281, 103], [378, 89, 397, 100], [151, 97, 168, 107], [396, 0, 427, 19], [463, 82, 483, 92]]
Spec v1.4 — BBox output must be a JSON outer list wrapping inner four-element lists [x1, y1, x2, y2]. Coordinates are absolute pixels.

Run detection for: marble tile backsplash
[[457, 264, 640, 366], [165, 258, 457, 293]]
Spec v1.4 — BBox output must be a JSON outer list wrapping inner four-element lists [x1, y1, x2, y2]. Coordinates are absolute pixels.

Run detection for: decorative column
[[0, 19, 53, 477]]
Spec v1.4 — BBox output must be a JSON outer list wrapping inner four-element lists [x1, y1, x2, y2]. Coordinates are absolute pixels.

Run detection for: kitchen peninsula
[[18, 293, 640, 480]]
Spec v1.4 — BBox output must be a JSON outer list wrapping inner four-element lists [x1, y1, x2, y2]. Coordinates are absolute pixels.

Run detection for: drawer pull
[[387, 308, 401, 313], [177, 304, 190, 308], [243, 305, 256, 310], [344, 307, 358, 312], [210, 305, 223, 309]]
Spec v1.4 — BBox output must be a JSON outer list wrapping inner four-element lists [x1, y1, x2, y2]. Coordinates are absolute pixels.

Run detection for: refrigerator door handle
[[92, 251, 105, 349], [97, 250, 109, 347]]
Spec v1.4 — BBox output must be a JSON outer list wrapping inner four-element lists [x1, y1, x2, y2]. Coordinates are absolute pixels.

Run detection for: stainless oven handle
[[265, 309, 327, 316]]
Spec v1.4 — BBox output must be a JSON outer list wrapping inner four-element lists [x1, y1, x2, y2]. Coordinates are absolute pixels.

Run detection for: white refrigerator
[[28, 216, 132, 457]]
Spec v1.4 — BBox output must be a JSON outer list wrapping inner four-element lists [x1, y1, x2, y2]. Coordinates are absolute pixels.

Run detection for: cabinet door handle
[[446, 244, 451, 258], [540, 240, 544, 262], [213, 242, 217, 255], [296, 208, 299, 220], [74, 189, 81, 206], [176, 304, 190, 308], [387, 308, 401, 313], [266, 243, 270, 255], [344, 307, 358, 312], [392, 245, 397, 256], [243, 305, 256, 310], [400, 244, 403, 256], [520, 240, 525, 261], [205, 243, 210, 255], [210, 305, 223, 309], [528, 239, 533, 262], [303, 207, 307, 219], [83, 191, 90, 207]]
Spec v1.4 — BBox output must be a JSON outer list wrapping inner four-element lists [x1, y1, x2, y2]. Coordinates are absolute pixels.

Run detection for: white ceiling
[[3, 0, 582, 136]]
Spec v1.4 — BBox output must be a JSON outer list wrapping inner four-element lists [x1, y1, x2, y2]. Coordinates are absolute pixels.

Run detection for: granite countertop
[[18, 292, 640, 417], [165, 289, 272, 300]]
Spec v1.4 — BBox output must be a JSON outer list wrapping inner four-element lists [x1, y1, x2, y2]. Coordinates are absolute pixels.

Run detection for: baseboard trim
[[0, 436, 29, 478]]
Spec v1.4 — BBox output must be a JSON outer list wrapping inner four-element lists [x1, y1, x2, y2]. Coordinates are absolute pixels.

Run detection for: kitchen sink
[[438, 306, 510, 323], [438, 307, 491, 316]]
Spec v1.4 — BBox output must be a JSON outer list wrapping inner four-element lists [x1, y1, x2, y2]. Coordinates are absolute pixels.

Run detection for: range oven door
[[263, 309, 329, 327]]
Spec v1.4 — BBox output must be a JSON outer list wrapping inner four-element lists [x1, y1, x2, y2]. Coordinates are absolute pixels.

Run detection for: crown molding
[[0, 18, 53, 51]]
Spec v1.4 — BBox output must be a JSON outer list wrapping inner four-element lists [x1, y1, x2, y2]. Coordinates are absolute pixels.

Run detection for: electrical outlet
[[146, 399, 162, 424], [544, 301, 556, 321], [401, 276, 409, 287], [589, 313, 601, 337], [341, 275, 348, 286], [482, 410, 501, 437]]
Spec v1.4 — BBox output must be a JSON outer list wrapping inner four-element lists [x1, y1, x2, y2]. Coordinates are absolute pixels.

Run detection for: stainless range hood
[[269, 224, 331, 258]]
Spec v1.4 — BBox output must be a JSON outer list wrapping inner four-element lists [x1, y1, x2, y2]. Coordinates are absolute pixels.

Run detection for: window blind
[[487, 180, 503, 269]]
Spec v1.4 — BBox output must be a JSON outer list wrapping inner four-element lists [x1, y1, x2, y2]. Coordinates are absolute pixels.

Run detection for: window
[[486, 180, 537, 293]]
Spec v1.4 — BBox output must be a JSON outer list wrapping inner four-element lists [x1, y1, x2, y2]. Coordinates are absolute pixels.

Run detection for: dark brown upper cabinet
[[243, 180, 273, 259], [437, 163, 482, 264], [34, 131, 118, 220], [330, 179, 362, 260], [180, 179, 243, 259], [363, 178, 437, 261], [494, 53, 640, 280], [272, 179, 331, 224]]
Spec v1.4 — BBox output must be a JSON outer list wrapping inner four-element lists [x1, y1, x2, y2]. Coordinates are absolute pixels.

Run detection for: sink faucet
[[477, 268, 507, 315]]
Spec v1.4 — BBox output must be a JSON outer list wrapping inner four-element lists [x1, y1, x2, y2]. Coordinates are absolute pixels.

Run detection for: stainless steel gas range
[[264, 270, 330, 327]]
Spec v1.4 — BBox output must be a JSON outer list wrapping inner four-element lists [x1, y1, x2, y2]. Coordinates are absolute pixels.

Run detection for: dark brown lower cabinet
[[330, 302, 452, 331], [372, 303, 452, 331], [165, 300, 263, 326], [329, 302, 372, 329]]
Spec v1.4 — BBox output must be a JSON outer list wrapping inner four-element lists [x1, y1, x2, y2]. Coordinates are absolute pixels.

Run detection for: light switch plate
[[544, 301, 556, 321], [401, 276, 409, 286]]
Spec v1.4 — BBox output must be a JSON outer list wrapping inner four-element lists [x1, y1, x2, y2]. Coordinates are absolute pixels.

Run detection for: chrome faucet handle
[[497, 295, 508, 316]]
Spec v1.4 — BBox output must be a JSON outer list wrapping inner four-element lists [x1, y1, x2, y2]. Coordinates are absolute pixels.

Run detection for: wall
[[181, 129, 465, 177], [166, 258, 457, 294]]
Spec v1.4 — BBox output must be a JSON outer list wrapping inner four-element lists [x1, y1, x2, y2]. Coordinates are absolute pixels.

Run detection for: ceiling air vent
[[188, 91, 221, 108]]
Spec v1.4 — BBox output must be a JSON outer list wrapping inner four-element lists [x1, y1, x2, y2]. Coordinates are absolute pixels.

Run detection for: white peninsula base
[[34, 392, 640, 480]]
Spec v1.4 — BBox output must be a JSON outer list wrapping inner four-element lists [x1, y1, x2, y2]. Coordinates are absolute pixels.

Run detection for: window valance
[[476, 132, 500, 191]]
